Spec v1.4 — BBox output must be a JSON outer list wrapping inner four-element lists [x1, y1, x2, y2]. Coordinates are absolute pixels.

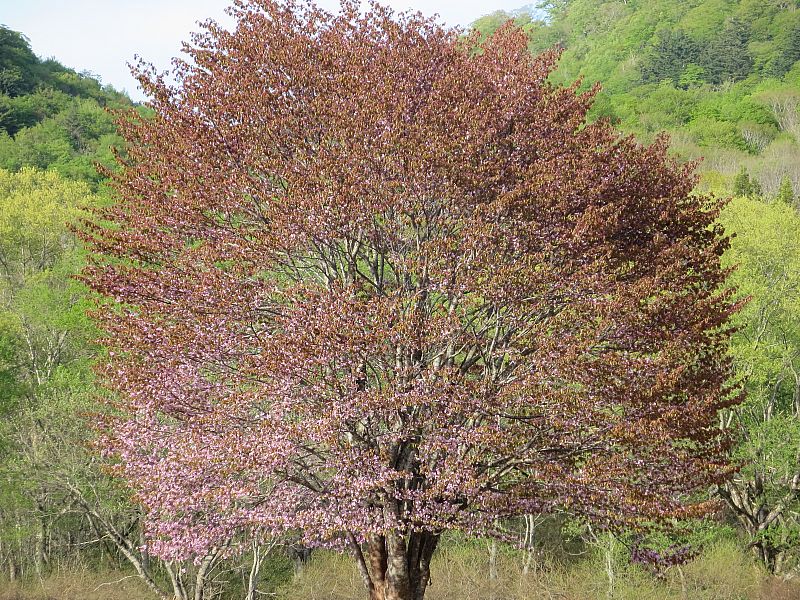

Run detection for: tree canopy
[[83, 2, 739, 599]]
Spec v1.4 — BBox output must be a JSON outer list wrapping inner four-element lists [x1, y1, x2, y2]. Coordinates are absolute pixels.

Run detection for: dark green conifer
[[769, 23, 800, 77], [641, 29, 702, 84], [702, 19, 752, 84], [733, 166, 755, 197], [776, 175, 796, 205]]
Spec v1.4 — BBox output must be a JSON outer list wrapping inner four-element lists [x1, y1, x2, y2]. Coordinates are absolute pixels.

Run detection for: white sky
[[1, 0, 534, 102]]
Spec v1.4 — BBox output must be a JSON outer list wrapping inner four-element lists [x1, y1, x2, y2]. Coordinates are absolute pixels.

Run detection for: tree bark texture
[[352, 531, 440, 600]]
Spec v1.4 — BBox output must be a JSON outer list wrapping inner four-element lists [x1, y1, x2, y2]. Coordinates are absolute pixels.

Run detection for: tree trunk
[[193, 547, 221, 600], [8, 556, 18, 582], [488, 538, 497, 581], [165, 561, 189, 600], [140, 531, 151, 574], [11, 512, 22, 581], [84, 511, 170, 600], [717, 479, 798, 575], [366, 534, 387, 600], [353, 531, 440, 600], [604, 539, 615, 600], [522, 515, 537, 576], [487, 538, 498, 600], [34, 502, 49, 580], [289, 544, 313, 574], [676, 565, 687, 600], [245, 542, 267, 600]]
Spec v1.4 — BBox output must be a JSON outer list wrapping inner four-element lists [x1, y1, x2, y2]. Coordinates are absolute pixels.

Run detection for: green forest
[[0, 0, 799, 599]]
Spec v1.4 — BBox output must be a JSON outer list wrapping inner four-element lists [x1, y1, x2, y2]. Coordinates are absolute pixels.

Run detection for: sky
[[1, 0, 535, 102]]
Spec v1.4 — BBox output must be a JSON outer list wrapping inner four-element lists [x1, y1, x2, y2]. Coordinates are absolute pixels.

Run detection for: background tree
[[733, 166, 762, 198], [768, 22, 800, 77], [0, 167, 95, 580], [700, 18, 752, 85], [84, 2, 738, 600], [0, 167, 232, 598], [518, 0, 800, 201], [0, 26, 131, 190], [0, 27, 38, 97], [641, 29, 701, 85], [776, 175, 796, 205], [716, 196, 800, 574], [756, 89, 800, 139]]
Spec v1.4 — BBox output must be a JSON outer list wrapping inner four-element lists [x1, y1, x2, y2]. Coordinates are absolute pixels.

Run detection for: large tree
[[82, 2, 738, 599]]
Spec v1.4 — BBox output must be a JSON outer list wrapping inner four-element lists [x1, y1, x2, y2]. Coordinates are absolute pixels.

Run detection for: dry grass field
[[276, 541, 800, 600], [0, 570, 158, 600], [2, 541, 799, 600]]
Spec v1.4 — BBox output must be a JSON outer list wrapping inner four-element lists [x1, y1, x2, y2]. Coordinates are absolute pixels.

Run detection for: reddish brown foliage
[[81, 2, 739, 599]]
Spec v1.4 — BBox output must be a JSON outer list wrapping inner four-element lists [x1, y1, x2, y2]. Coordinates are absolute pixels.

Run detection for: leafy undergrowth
[[277, 540, 800, 600], [0, 570, 157, 600]]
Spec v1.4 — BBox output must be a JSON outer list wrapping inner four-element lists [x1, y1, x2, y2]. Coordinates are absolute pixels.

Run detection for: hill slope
[[472, 0, 800, 198], [0, 26, 133, 187]]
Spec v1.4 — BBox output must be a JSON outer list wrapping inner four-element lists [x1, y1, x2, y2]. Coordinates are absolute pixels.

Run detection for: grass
[[0, 570, 157, 600], [3, 539, 799, 600], [276, 539, 800, 600]]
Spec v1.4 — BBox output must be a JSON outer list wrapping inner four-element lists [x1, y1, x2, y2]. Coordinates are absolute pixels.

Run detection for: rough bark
[[358, 531, 439, 600]]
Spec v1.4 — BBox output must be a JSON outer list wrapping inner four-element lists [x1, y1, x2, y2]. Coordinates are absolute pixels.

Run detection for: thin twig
[[92, 575, 138, 591]]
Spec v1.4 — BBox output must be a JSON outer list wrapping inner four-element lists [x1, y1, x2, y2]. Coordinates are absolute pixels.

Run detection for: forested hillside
[[0, 2, 799, 599], [0, 25, 136, 595], [473, 0, 800, 199], [0, 26, 132, 187]]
